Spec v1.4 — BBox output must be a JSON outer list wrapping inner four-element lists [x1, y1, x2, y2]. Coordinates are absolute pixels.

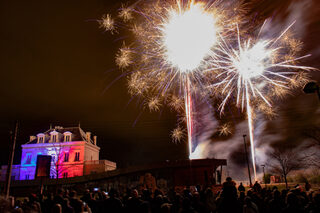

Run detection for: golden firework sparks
[[99, 14, 116, 34], [115, 43, 133, 69], [119, 4, 133, 22], [218, 123, 232, 136], [146, 97, 162, 112], [171, 126, 185, 143]]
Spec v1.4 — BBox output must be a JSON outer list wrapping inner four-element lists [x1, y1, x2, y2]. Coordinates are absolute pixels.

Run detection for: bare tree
[[268, 148, 306, 188], [47, 143, 71, 180]]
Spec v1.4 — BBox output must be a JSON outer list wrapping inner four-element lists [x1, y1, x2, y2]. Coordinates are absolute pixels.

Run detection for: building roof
[[26, 126, 94, 145]]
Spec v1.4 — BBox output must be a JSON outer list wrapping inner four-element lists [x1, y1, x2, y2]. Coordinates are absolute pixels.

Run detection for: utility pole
[[243, 135, 252, 187], [261, 164, 266, 188], [5, 121, 18, 199]]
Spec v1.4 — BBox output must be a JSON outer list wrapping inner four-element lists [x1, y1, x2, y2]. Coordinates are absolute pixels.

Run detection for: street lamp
[[261, 164, 266, 188], [243, 135, 252, 187]]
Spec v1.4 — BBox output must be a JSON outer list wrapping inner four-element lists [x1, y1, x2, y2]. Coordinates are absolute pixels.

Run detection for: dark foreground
[[1, 177, 320, 213]]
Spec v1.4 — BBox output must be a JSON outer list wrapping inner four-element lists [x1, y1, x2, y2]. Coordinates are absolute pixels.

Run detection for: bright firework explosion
[[207, 22, 314, 180], [100, 0, 244, 159]]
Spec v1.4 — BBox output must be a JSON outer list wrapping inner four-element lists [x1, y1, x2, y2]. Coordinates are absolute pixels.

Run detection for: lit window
[[37, 133, 45, 143], [64, 132, 72, 142], [50, 130, 58, 143], [74, 152, 80, 161], [26, 154, 32, 164], [64, 153, 69, 162]]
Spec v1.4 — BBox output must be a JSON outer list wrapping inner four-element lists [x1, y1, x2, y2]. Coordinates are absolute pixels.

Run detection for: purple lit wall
[[20, 142, 86, 180]]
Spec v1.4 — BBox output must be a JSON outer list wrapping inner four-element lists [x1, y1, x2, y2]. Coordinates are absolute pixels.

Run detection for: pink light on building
[[1, 126, 116, 181]]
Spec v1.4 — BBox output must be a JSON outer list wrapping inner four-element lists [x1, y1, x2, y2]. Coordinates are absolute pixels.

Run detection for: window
[[50, 130, 58, 143], [64, 153, 69, 162], [26, 154, 32, 164], [74, 152, 80, 161], [37, 133, 45, 143], [63, 172, 68, 178], [52, 134, 57, 142], [39, 137, 44, 143], [25, 174, 30, 180], [64, 131, 72, 142]]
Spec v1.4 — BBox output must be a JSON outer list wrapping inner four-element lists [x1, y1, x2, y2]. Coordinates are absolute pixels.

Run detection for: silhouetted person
[[253, 181, 262, 192], [267, 190, 283, 213], [238, 183, 245, 192], [243, 197, 259, 213], [69, 190, 83, 213], [305, 181, 311, 192], [103, 188, 123, 213], [125, 189, 142, 213], [282, 192, 304, 213], [217, 177, 240, 213]]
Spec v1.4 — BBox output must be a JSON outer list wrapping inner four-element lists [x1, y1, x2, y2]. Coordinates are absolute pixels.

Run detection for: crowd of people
[[1, 177, 320, 213]]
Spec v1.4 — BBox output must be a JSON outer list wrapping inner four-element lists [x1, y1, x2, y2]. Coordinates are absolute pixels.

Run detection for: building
[[0, 126, 116, 181]]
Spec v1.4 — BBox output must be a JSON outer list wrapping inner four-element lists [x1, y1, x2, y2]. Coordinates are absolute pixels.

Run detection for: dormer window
[[37, 133, 45, 143], [50, 130, 58, 143], [63, 131, 72, 142]]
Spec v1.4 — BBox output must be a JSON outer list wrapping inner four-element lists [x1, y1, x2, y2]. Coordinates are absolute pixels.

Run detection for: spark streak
[[208, 22, 315, 180]]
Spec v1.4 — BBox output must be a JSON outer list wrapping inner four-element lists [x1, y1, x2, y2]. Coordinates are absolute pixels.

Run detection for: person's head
[[244, 197, 252, 206], [52, 204, 62, 213], [226, 177, 232, 182], [286, 192, 299, 206], [160, 203, 171, 213], [205, 188, 213, 197], [273, 189, 280, 199], [29, 193, 37, 203], [240, 182, 243, 185], [57, 188, 64, 196], [69, 190, 77, 198], [132, 189, 139, 198], [108, 188, 117, 198]]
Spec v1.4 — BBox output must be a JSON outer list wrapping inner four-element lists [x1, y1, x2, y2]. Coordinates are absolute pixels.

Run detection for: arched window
[[63, 131, 72, 142], [37, 133, 45, 143], [50, 130, 58, 143]]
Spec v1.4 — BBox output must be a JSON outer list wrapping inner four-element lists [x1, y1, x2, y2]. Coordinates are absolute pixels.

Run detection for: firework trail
[[207, 21, 314, 180], [99, 0, 244, 158]]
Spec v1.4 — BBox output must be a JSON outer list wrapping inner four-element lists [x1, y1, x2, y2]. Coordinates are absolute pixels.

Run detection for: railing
[[84, 160, 116, 167]]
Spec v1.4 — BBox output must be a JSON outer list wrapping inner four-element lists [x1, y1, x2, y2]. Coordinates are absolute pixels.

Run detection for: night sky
[[0, 0, 319, 170]]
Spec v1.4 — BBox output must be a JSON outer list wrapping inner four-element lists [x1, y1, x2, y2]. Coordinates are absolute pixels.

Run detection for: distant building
[[0, 126, 116, 181]]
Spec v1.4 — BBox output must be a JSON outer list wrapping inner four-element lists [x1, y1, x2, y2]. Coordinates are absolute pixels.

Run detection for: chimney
[[29, 135, 36, 141], [86, 132, 91, 143], [93, 136, 97, 145]]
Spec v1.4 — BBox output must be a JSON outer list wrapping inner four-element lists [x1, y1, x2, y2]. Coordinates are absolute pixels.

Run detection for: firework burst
[[101, 0, 244, 158], [171, 126, 185, 143], [99, 14, 117, 34], [207, 22, 315, 180]]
